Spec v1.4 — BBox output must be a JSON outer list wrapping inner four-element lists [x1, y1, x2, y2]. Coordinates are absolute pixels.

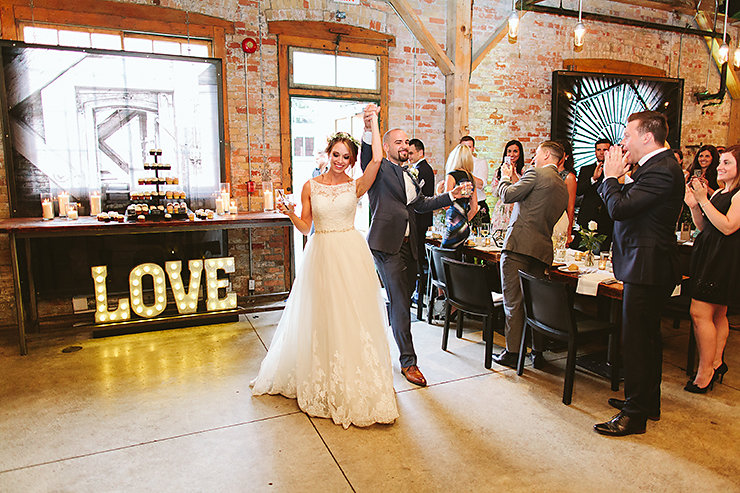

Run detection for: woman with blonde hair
[[683, 144, 740, 393], [441, 144, 479, 249]]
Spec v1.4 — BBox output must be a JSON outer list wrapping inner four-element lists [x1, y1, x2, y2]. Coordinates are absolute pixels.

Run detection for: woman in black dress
[[684, 145, 740, 393]]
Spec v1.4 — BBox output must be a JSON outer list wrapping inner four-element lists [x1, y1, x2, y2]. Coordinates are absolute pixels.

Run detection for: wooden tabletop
[[427, 237, 624, 300], [0, 212, 291, 238]]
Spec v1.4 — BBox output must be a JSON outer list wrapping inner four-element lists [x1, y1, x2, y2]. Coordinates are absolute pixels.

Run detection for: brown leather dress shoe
[[594, 411, 647, 437], [401, 365, 427, 387]]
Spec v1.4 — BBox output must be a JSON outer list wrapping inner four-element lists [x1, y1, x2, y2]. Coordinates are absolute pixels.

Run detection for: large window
[[1, 41, 224, 216], [551, 71, 683, 172]]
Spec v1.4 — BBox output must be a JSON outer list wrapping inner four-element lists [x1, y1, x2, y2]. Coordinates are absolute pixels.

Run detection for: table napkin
[[576, 269, 617, 296]]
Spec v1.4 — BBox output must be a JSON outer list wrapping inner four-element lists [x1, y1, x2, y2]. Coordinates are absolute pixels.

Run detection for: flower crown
[[327, 132, 360, 150]]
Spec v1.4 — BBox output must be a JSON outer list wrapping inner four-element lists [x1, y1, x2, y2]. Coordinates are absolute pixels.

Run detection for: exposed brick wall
[[0, 0, 737, 335], [469, 0, 738, 169]]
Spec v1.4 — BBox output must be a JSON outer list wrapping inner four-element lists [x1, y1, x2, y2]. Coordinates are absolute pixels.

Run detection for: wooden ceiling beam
[[387, 0, 454, 76]]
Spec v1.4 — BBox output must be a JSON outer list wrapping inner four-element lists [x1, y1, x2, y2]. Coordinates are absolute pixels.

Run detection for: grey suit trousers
[[500, 250, 547, 352], [372, 241, 418, 368]]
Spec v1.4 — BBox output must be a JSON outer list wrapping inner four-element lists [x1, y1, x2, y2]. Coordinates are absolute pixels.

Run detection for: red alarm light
[[246, 180, 256, 193], [241, 38, 258, 54]]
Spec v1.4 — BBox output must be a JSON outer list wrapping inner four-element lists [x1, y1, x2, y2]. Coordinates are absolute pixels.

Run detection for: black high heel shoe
[[685, 370, 715, 394], [713, 362, 728, 384]]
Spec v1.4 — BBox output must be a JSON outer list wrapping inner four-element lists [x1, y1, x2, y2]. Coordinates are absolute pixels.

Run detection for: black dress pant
[[621, 282, 673, 418]]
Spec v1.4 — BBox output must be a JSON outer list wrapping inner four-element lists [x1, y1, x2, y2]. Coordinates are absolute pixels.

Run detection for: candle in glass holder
[[215, 194, 224, 215], [41, 193, 54, 220], [220, 183, 230, 214], [89, 191, 102, 216], [263, 190, 274, 211], [598, 254, 608, 270], [263, 180, 274, 211], [66, 202, 79, 220], [230, 199, 238, 214], [58, 191, 69, 217]]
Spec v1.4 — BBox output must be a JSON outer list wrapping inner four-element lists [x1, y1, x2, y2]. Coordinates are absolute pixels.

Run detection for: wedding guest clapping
[[683, 145, 740, 393]]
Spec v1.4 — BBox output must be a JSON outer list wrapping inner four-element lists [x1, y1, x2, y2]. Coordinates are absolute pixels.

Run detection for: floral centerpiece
[[579, 221, 607, 266]]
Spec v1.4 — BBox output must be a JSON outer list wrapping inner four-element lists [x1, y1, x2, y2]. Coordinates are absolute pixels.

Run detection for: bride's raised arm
[[355, 104, 382, 197]]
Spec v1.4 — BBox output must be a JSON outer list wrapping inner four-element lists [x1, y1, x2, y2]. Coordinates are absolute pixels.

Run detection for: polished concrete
[[0, 310, 738, 492]]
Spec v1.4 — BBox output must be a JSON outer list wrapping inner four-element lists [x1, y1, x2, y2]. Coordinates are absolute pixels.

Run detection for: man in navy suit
[[361, 113, 470, 387], [594, 111, 684, 436]]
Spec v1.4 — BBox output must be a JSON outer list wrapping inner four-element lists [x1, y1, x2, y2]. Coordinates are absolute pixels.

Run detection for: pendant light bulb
[[574, 22, 586, 47], [508, 10, 520, 39], [718, 42, 730, 65]]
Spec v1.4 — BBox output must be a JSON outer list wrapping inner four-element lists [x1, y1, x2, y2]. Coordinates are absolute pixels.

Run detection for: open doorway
[[290, 97, 376, 269]]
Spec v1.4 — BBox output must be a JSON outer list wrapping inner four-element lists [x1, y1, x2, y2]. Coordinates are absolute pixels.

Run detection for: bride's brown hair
[[326, 132, 359, 166]]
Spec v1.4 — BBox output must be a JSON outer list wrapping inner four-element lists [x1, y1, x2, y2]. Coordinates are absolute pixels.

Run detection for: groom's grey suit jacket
[[361, 142, 452, 258]]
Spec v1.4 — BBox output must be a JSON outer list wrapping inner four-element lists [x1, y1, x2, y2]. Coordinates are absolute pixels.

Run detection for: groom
[[361, 108, 471, 386]]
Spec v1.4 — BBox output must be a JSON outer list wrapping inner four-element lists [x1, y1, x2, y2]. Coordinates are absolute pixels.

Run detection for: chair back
[[430, 246, 460, 288], [518, 270, 575, 338], [443, 258, 495, 315]]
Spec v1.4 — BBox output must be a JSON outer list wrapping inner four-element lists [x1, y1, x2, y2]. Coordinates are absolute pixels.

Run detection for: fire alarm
[[241, 38, 258, 54]]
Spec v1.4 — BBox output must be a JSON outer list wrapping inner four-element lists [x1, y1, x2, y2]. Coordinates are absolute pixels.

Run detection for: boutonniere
[[406, 166, 419, 181]]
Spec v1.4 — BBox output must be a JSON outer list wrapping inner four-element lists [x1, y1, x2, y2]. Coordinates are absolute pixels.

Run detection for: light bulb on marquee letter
[[165, 259, 203, 314], [91, 266, 130, 323], [204, 257, 237, 311], [129, 263, 167, 318]]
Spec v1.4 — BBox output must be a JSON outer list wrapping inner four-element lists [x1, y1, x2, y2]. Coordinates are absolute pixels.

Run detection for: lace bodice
[[310, 180, 358, 233]]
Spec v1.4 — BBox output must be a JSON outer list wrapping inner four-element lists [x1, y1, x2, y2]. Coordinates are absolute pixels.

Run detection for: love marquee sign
[[91, 257, 237, 323]]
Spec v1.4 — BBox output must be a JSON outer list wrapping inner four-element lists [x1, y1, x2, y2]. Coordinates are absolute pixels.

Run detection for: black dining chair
[[442, 258, 504, 369], [426, 245, 461, 324], [517, 270, 619, 405]]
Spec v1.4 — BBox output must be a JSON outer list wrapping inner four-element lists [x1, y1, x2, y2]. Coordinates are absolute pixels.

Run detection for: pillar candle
[[220, 191, 230, 214], [215, 195, 224, 215], [41, 199, 54, 220], [230, 199, 238, 214], [90, 193, 102, 216], [263, 190, 274, 211], [58, 192, 69, 217]]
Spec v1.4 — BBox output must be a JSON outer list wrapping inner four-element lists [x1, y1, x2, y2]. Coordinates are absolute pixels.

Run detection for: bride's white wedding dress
[[251, 179, 399, 428]]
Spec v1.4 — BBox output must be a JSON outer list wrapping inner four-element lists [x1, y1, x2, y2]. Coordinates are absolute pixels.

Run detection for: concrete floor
[[0, 310, 738, 492]]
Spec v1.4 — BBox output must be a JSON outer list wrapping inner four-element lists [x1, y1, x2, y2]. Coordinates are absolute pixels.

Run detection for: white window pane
[[292, 51, 335, 87], [91, 33, 122, 50], [336, 56, 377, 90], [182, 43, 209, 57], [152, 40, 181, 55], [58, 30, 91, 48], [24, 26, 58, 45], [123, 37, 153, 53]]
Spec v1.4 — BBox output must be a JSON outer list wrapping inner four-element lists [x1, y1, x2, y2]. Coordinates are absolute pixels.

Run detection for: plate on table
[[557, 264, 581, 274]]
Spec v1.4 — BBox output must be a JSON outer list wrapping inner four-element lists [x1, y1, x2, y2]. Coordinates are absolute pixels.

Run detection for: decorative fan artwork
[[551, 72, 683, 172]]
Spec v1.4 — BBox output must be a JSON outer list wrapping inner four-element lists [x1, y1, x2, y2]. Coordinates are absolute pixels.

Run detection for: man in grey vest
[[493, 141, 569, 368]]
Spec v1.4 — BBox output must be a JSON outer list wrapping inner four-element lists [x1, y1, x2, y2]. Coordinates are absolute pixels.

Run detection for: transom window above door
[[289, 48, 379, 93]]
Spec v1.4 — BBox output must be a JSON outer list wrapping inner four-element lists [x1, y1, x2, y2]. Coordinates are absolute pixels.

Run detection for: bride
[[251, 104, 398, 428]]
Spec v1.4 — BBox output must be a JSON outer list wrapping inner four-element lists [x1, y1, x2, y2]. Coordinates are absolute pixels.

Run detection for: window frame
[[288, 47, 380, 95]]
